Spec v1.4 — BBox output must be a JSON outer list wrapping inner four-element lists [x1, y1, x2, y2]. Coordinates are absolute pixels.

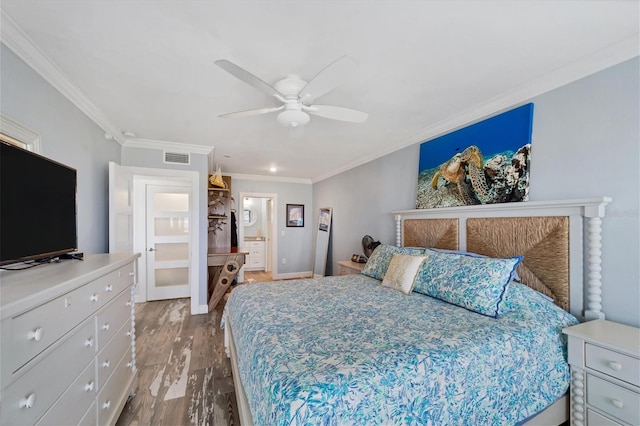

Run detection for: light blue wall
[[0, 43, 121, 254], [314, 58, 640, 328], [232, 178, 313, 274]]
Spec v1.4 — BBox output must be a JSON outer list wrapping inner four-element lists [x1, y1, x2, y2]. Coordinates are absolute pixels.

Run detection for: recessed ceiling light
[[270, 167, 277, 173]]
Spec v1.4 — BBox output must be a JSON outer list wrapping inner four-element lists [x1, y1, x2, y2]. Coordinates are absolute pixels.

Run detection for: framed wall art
[[416, 103, 533, 209], [286, 204, 304, 227]]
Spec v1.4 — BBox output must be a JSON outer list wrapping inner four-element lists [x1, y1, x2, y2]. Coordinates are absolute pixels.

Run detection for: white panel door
[[146, 184, 191, 301]]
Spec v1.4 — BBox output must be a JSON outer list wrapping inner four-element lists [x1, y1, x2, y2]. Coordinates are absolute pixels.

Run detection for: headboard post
[[394, 214, 402, 247], [584, 216, 604, 320]]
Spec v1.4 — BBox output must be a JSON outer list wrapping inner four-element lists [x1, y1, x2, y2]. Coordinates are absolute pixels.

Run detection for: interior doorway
[[238, 192, 277, 282], [109, 162, 203, 314]]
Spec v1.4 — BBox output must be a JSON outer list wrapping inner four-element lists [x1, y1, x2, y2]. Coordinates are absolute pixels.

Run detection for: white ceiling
[[1, 1, 638, 182]]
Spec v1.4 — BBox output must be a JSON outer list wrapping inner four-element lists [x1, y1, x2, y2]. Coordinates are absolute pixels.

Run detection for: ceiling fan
[[215, 56, 369, 128]]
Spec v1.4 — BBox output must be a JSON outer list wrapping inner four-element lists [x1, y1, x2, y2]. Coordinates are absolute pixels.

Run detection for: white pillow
[[381, 254, 427, 295]]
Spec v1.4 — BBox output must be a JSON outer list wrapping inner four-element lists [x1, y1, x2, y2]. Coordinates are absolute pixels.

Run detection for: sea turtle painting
[[416, 104, 533, 209]]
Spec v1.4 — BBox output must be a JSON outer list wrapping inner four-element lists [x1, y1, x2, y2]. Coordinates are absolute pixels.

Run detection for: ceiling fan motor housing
[[274, 75, 307, 98]]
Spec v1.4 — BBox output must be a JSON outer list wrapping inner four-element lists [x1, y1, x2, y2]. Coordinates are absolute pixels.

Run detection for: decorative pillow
[[413, 249, 523, 317], [429, 248, 521, 282], [381, 254, 426, 295], [361, 244, 425, 280]]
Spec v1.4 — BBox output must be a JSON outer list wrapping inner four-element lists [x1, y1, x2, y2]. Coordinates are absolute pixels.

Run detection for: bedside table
[[337, 260, 365, 275], [563, 320, 640, 426]]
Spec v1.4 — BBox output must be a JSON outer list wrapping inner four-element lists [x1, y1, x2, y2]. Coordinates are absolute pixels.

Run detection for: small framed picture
[[286, 204, 304, 227]]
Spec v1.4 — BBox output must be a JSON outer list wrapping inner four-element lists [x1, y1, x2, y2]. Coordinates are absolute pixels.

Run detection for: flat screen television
[[1, 141, 78, 266]]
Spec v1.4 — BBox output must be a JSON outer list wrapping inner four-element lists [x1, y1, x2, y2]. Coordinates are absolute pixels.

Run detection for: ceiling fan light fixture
[[277, 110, 310, 128]]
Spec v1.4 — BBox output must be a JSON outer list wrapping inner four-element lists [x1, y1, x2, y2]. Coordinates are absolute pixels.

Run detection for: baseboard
[[272, 271, 313, 280]]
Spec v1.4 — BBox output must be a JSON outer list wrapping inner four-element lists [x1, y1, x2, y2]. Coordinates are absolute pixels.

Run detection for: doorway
[[109, 161, 203, 314], [238, 192, 277, 282]]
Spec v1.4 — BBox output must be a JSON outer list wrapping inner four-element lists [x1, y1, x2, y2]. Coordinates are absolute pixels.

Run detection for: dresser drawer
[[79, 401, 97, 426], [100, 263, 135, 308], [587, 409, 623, 426], [97, 349, 134, 426], [1, 319, 96, 425], [36, 360, 96, 426], [96, 288, 132, 352], [586, 343, 640, 387], [587, 374, 640, 425], [2, 278, 102, 378], [97, 320, 132, 387]]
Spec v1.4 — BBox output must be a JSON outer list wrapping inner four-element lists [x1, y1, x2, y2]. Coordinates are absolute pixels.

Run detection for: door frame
[[238, 192, 278, 281], [130, 167, 202, 314]]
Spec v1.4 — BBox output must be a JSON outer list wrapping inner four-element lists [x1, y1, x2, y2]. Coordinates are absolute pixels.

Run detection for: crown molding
[[123, 137, 213, 155], [1, 9, 125, 145], [313, 36, 639, 183], [229, 172, 312, 185]]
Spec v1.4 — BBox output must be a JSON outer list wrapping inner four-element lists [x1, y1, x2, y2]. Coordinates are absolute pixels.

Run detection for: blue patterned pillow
[[361, 244, 425, 280], [429, 248, 522, 282], [413, 249, 523, 317]]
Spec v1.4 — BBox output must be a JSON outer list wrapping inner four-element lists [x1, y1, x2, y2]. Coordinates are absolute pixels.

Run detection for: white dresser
[[563, 319, 640, 426], [243, 240, 265, 271], [0, 253, 140, 426]]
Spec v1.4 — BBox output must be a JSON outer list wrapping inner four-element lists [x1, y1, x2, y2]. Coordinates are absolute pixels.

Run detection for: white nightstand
[[563, 320, 640, 426], [337, 260, 365, 275]]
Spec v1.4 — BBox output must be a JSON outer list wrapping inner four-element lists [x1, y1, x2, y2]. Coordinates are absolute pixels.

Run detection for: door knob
[[148, 248, 155, 252]]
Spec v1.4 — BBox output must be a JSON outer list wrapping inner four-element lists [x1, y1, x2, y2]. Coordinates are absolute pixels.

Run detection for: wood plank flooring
[[116, 271, 276, 426]]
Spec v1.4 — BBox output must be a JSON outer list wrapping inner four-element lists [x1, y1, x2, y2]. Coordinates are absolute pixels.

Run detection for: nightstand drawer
[[586, 343, 640, 386], [587, 374, 640, 425]]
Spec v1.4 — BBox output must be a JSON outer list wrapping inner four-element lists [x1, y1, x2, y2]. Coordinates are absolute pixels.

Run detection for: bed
[[223, 197, 610, 425]]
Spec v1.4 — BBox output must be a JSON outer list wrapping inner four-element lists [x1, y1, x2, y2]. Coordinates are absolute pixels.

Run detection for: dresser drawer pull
[[611, 398, 624, 409], [85, 381, 95, 392], [84, 337, 94, 347], [102, 360, 110, 368], [103, 400, 111, 410], [126, 330, 132, 337], [102, 323, 110, 331], [607, 361, 622, 371], [126, 300, 132, 307], [105, 284, 113, 292], [127, 361, 133, 368], [19, 393, 36, 409], [90, 294, 99, 302], [27, 327, 43, 341]]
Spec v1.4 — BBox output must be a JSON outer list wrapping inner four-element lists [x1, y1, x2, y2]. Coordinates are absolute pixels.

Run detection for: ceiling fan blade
[[298, 56, 357, 104], [215, 59, 282, 99], [306, 105, 369, 123], [219, 105, 284, 119]]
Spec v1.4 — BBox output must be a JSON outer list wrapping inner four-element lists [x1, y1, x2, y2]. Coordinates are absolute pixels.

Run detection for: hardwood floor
[[116, 270, 278, 426], [115, 297, 237, 426]]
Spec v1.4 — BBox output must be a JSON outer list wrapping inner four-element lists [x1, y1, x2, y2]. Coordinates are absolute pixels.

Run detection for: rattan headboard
[[392, 198, 610, 320]]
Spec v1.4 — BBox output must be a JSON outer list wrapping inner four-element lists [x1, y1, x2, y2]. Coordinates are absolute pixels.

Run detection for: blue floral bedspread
[[223, 274, 578, 425]]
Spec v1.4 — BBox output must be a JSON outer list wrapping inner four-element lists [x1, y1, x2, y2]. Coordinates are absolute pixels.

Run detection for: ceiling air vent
[[164, 151, 190, 165]]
